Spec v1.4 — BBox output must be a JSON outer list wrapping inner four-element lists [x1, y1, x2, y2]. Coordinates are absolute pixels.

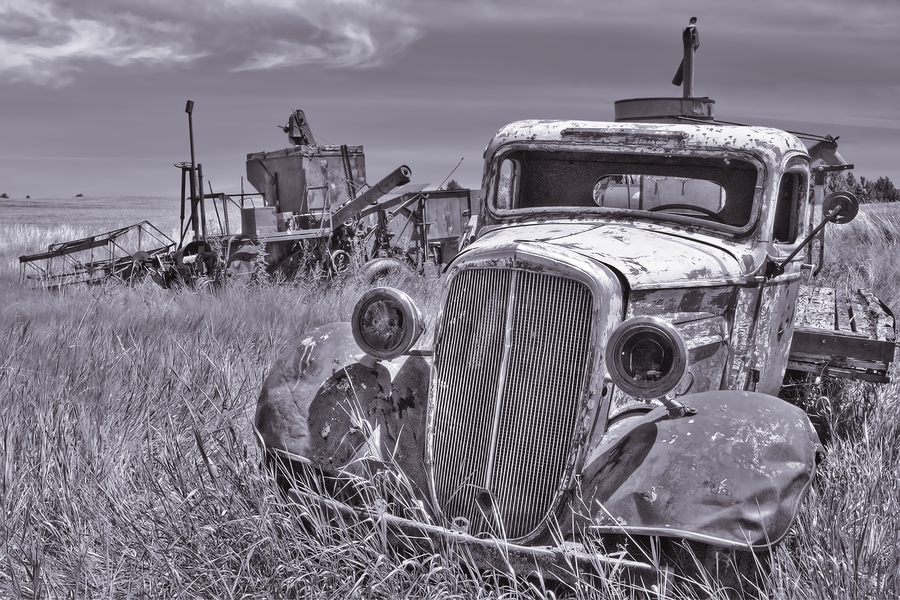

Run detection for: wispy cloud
[[231, 0, 419, 71], [0, 0, 422, 85], [0, 0, 202, 86]]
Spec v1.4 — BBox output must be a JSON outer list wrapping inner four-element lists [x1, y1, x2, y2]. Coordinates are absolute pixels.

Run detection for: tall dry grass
[[818, 203, 900, 311], [1, 250, 469, 598], [1, 203, 899, 598], [768, 203, 900, 599]]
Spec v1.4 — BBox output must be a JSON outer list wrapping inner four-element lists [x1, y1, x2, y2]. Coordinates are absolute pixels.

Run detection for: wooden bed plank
[[836, 288, 854, 334], [791, 286, 896, 382], [858, 288, 896, 342], [795, 286, 836, 330]]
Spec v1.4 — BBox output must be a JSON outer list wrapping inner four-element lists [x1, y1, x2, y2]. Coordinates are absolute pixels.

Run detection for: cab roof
[[483, 120, 809, 167]]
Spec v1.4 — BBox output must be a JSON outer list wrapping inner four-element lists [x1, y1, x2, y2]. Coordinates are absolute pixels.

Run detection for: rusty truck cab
[[468, 119, 818, 420]]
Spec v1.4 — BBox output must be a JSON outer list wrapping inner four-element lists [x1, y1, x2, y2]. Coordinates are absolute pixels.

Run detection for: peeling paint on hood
[[463, 222, 746, 290]]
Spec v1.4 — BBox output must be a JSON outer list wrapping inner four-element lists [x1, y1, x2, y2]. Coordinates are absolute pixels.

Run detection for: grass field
[[1, 198, 899, 598]]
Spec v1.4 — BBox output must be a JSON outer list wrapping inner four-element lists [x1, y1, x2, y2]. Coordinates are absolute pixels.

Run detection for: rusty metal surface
[[615, 97, 715, 122], [579, 391, 822, 549], [235, 110, 470, 279], [260, 359, 821, 551], [460, 222, 747, 290], [246, 144, 367, 215], [18, 220, 175, 288], [330, 165, 411, 224], [473, 120, 815, 298], [450, 209, 810, 406], [305, 357, 431, 496], [481, 121, 807, 174], [272, 470, 657, 582], [254, 103, 894, 575], [430, 245, 624, 543], [755, 278, 802, 394], [256, 321, 433, 495], [255, 323, 364, 458], [716, 275, 802, 396], [603, 288, 736, 421]]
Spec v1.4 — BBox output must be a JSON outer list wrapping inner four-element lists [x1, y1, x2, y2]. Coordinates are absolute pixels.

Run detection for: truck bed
[[789, 286, 897, 383]]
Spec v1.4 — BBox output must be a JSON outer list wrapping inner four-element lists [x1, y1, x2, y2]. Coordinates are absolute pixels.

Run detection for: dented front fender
[[578, 391, 823, 550], [255, 322, 361, 457], [255, 322, 431, 495]]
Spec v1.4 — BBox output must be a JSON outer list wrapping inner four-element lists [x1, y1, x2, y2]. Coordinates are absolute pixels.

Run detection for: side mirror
[[767, 190, 859, 278], [822, 190, 859, 225]]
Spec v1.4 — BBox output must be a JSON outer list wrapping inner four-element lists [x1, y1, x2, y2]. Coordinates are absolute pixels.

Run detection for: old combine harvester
[[199, 106, 475, 284], [19, 103, 476, 288], [254, 19, 897, 596]]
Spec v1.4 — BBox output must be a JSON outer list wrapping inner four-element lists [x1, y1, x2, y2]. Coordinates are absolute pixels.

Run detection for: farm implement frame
[[18, 221, 174, 289]]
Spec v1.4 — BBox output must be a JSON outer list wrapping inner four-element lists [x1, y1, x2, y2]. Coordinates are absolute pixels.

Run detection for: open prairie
[[1, 198, 899, 598]]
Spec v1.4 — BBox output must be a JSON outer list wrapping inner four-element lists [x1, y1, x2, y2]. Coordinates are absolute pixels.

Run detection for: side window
[[773, 171, 805, 243], [495, 157, 518, 210]]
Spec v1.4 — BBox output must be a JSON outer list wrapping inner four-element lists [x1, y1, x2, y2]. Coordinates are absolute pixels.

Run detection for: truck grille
[[431, 268, 593, 539]]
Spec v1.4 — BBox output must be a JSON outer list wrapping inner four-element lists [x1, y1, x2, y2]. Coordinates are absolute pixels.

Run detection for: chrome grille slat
[[432, 268, 593, 538], [432, 269, 511, 522]]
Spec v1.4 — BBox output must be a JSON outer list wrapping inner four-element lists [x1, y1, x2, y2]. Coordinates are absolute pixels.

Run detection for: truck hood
[[463, 223, 747, 290]]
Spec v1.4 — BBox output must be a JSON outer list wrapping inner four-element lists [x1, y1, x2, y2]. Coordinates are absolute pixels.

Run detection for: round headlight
[[352, 287, 424, 360], [605, 317, 687, 399]]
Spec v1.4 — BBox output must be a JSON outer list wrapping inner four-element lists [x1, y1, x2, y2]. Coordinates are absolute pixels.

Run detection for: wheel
[[358, 257, 417, 285], [330, 250, 351, 274], [117, 251, 152, 283]]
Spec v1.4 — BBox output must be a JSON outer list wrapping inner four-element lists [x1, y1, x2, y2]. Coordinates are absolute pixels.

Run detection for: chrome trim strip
[[484, 269, 519, 489]]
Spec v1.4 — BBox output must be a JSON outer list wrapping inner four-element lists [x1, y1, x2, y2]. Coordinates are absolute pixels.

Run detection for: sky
[[1, 0, 899, 199]]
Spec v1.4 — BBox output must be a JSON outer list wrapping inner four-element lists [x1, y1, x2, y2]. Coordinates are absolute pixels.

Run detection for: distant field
[[1, 196, 180, 228], [2, 196, 181, 285], [1, 200, 899, 598]]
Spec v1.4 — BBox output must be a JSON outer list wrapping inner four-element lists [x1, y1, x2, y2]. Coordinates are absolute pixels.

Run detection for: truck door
[[751, 160, 811, 394]]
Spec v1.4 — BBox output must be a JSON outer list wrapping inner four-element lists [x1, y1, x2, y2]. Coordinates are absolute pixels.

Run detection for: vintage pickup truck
[[254, 22, 895, 595]]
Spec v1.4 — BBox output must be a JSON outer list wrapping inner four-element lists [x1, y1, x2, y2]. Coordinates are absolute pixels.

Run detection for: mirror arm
[[814, 227, 826, 277], [766, 205, 843, 278]]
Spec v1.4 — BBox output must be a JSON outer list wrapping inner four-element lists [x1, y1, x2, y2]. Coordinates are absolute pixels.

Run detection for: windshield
[[494, 150, 759, 230]]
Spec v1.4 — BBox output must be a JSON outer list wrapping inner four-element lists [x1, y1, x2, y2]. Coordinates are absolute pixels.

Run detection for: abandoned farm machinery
[[19, 104, 477, 288]]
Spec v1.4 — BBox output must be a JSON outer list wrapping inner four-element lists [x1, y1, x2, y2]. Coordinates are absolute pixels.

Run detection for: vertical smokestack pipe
[[186, 100, 200, 242]]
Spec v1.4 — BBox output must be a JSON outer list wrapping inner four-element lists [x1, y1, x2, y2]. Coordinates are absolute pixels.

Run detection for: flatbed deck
[[789, 285, 896, 383]]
